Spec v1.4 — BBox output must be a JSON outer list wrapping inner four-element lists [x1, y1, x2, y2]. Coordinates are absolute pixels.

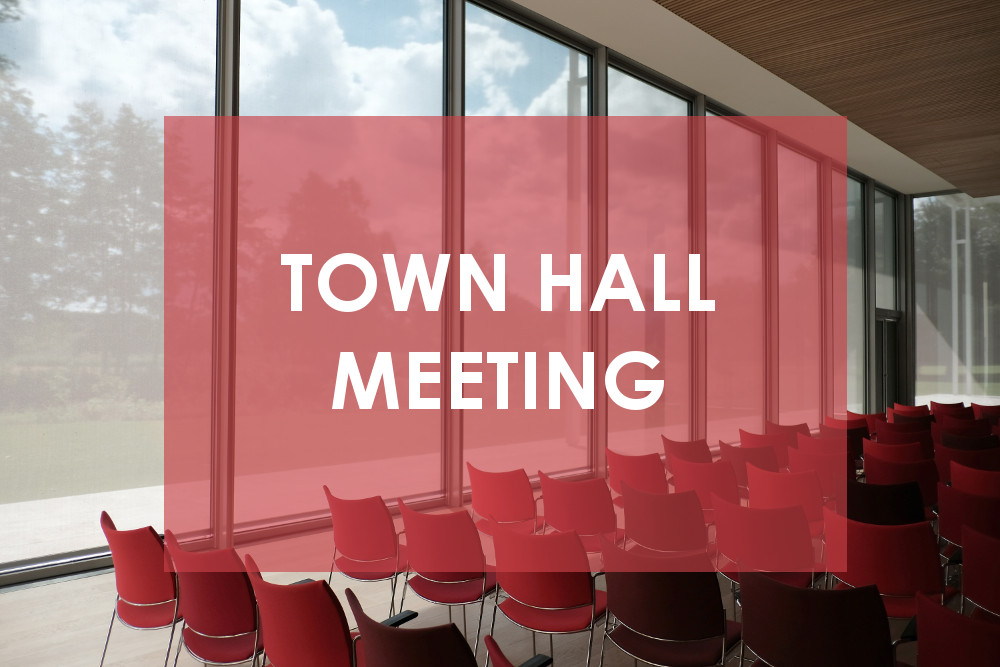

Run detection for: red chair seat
[[182, 627, 261, 665], [498, 590, 608, 633], [721, 567, 813, 589], [406, 569, 497, 605], [607, 619, 740, 667], [336, 545, 408, 582], [832, 584, 958, 618], [115, 599, 179, 629]]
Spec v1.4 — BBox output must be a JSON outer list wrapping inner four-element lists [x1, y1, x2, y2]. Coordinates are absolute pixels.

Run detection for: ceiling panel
[[654, 0, 1000, 196]]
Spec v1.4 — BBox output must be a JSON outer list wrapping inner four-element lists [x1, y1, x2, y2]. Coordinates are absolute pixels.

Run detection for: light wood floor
[[1, 566, 918, 666]]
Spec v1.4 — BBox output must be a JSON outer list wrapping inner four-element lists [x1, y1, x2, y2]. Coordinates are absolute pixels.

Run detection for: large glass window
[[846, 176, 865, 412], [0, 0, 215, 563], [914, 193, 1000, 405], [874, 188, 897, 309], [608, 67, 689, 116], [240, 0, 443, 114]]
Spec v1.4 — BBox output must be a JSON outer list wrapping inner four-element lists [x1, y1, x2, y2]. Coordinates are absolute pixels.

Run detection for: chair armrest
[[382, 610, 418, 627], [517, 656, 553, 667]]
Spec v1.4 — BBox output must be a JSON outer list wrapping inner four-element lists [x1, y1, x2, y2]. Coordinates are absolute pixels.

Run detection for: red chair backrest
[[669, 456, 739, 512], [863, 455, 939, 506], [890, 411, 934, 427], [961, 526, 1000, 618], [746, 464, 823, 522], [937, 483, 1000, 544], [164, 530, 256, 639], [601, 541, 724, 645], [950, 461, 1000, 499], [818, 423, 866, 460], [972, 403, 1000, 424], [324, 487, 397, 562], [491, 525, 593, 609], [916, 592, 1000, 666], [938, 415, 988, 433], [765, 420, 811, 437], [739, 429, 790, 468], [621, 484, 707, 554], [740, 572, 893, 667], [712, 494, 814, 573], [344, 588, 477, 667], [720, 440, 780, 487], [825, 414, 868, 431], [797, 432, 847, 456], [787, 446, 850, 503], [660, 435, 712, 472], [863, 438, 924, 463], [466, 464, 536, 527], [606, 448, 668, 495], [245, 554, 354, 666], [930, 401, 973, 419], [873, 428, 934, 458], [935, 443, 1000, 484], [538, 471, 616, 537], [893, 403, 930, 416], [397, 501, 485, 582], [101, 511, 175, 606], [826, 509, 942, 598]]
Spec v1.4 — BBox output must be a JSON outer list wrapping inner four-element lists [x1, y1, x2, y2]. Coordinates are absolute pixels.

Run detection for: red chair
[[846, 410, 886, 437], [323, 486, 406, 616], [787, 445, 849, 504], [719, 440, 779, 493], [863, 438, 925, 463], [621, 484, 708, 556], [938, 414, 990, 434], [824, 508, 947, 618], [605, 448, 668, 506], [940, 430, 1000, 450], [712, 494, 815, 590], [890, 411, 935, 428], [843, 480, 925, 526], [739, 572, 894, 667], [951, 460, 1000, 498], [745, 464, 824, 535], [344, 588, 552, 667], [961, 526, 1000, 620], [669, 456, 739, 522], [863, 455, 939, 508], [485, 636, 553, 667], [600, 541, 740, 667], [467, 464, 542, 535], [738, 428, 791, 468], [972, 402, 1000, 425], [99, 511, 180, 667], [825, 414, 868, 432], [934, 442, 1000, 484], [915, 592, 1000, 666], [893, 403, 930, 417], [164, 530, 261, 667], [490, 525, 606, 667], [938, 483, 1000, 547], [660, 436, 713, 472], [765, 420, 811, 437], [538, 471, 620, 552], [796, 431, 846, 456], [245, 554, 355, 667], [396, 499, 496, 654], [930, 400, 974, 420], [873, 428, 934, 459]]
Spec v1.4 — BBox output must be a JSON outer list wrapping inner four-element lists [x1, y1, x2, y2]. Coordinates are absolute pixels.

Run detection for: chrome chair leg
[[172, 624, 185, 667], [163, 599, 180, 667], [473, 596, 486, 656], [99, 602, 117, 667]]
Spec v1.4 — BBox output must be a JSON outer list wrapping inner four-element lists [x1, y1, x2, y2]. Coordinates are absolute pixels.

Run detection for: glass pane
[[914, 193, 1000, 405], [874, 189, 896, 309], [465, 3, 588, 116], [777, 146, 821, 427], [0, 1, 215, 563], [240, 0, 443, 114], [607, 117, 690, 453], [706, 118, 765, 443], [608, 67, 689, 116], [846, 176, 865, 412]]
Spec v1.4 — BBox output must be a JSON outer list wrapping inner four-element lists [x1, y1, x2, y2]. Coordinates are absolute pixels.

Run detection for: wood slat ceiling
[[654, 0, 1000, 196]]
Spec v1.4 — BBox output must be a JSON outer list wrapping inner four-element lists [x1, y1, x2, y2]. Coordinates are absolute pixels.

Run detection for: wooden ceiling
[[654, 0, 1000, 197]]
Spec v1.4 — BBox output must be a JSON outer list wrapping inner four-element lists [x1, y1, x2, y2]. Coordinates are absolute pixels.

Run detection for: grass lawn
[[0, 419, 163, 503]]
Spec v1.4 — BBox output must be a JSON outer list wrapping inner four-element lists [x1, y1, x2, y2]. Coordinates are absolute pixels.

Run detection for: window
[[914, 193, 1000, 404], [874, 188, 897, 310], [0, 0, 215, 563]]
